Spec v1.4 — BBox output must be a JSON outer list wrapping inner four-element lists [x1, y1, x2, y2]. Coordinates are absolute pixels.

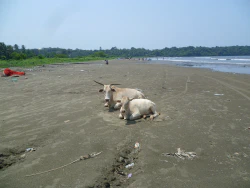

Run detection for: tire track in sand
[[215, 75, 250, 94], [204, 76, 250, 102], [169, 76, 190, 99]]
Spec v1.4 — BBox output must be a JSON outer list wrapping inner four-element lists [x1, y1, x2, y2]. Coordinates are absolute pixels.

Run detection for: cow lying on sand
[[119, 96, 160, 120], [94, 80, 145, 109]]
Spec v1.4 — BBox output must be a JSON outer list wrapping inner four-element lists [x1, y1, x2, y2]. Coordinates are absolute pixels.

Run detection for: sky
[[0, 0, 249, 50]]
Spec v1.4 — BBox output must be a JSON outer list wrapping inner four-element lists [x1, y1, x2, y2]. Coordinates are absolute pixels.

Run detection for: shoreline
[[140, 59, 250, 75]]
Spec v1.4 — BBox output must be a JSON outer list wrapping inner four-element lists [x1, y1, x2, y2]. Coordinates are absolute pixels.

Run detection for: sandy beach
[[0, 59, 250, 188]]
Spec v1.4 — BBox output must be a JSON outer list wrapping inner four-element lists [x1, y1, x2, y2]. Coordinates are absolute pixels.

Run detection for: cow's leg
[[129, 112, 142, 120], [149, 106, 160, 120], [123, 112, 130, 120], [119, 113, 124, 119], [104, 102, 108, 107], [114, 102, 122, 110]]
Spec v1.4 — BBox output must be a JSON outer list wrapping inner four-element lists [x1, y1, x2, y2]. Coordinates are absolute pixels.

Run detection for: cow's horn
[[94, 80, 104, 86], [110, 83, 121, 86]]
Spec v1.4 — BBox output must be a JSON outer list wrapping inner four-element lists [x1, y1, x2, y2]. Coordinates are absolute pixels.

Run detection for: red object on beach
[[3, 68, 25, 76]]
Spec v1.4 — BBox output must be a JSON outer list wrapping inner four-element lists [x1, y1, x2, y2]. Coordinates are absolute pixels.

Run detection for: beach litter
[[159, 159, 168, 163], [125, 163, 134, 168], [127, 173, 132, 179], [214, 94, 224, 96], [243, 153, 248, 158], [64, 120, 70, 123], [2, 68, 25, 77], [20, 154, 26, 159], [134, 142, 140, 149], [133, 142, 140, 154], [26, 148, 36, 152], [25, 151, 102, 177], [11, 77, 18, 82], [161, 148, 197, 160]]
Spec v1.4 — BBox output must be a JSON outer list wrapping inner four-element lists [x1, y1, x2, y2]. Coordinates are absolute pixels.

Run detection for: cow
[[94, 80, 145, 110], [119, 96, 160, 120]]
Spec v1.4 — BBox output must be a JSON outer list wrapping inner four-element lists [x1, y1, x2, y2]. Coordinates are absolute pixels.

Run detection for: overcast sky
[[0, 0, 249, 49]]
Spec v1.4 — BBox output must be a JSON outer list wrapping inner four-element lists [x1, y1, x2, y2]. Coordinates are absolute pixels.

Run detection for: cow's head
[[119, 96, 133, 113], [94, 80, 121, 103]]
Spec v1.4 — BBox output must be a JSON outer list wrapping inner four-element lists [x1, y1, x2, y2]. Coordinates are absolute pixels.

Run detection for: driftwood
[[161, 148, 196, 160]]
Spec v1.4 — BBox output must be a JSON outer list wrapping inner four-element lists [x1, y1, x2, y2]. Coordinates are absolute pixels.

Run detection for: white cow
[[119, 96, 160, 120], [94, 80, 145, 110]]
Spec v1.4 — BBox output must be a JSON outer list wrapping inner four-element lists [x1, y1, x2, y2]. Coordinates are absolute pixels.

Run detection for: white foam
[[169, 59, 192, 62], [194, 57, 211, 59], [231, 59, 250, 61]]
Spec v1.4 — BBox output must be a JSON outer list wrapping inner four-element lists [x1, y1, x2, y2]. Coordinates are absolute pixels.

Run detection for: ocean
[[146, 56, 250, 74]]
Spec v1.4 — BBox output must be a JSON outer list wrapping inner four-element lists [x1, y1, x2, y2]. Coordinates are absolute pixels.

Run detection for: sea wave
[[231, 59, 250, 61], [194, 57, 211, 59], [168, 59, 192, 62]]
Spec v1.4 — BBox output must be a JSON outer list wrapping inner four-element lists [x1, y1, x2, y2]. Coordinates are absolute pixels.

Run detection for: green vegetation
[[1, 42, 250, 68], [0, 57, 105, 68], [0, 42, 110, 68]]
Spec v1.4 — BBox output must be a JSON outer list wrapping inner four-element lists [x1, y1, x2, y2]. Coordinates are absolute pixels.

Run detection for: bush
[[20, 53, 27, 59], [91, 51, 107, 57], [55, 54, 68, 58], [38, 55, 45, 59], [11, 52, 27, 60]]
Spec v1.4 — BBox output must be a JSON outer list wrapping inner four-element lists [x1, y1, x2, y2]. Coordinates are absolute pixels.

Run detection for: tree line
[[1, 42, 250, 60]]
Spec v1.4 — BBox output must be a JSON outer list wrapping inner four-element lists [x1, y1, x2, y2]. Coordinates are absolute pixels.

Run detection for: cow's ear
[[129, 98, 134, 101], [117, 100, 121, 103], [99, 89, 103, 92]]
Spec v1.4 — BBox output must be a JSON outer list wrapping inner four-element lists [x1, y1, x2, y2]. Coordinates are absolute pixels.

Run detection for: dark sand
[[0, 60, 250, 188]]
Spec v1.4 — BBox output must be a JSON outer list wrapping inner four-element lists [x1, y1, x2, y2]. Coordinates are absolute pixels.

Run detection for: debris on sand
[[214, 94, 224, 96], [11, 77, 18, 82], [1, 68, 25, 77], [125, 163, 134, 168], [162, 148, 197, 160], [127, 173, 132, 179], [20, 154, 26, 159], [26, 148, 36, 152], [92, 142, 141, 187], [64, 120, 70, 123], [134, 142, 140, 149], [0, 148, 26, 170]]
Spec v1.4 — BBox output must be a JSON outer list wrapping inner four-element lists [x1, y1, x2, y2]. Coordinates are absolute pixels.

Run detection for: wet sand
[[0, 59, 250, 187]]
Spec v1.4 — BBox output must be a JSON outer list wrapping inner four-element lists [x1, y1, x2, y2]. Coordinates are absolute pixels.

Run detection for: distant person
[[105, 59, 109, 65]]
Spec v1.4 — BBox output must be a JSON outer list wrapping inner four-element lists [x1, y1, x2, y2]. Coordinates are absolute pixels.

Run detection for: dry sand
[[0, 60, 250, 188]]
